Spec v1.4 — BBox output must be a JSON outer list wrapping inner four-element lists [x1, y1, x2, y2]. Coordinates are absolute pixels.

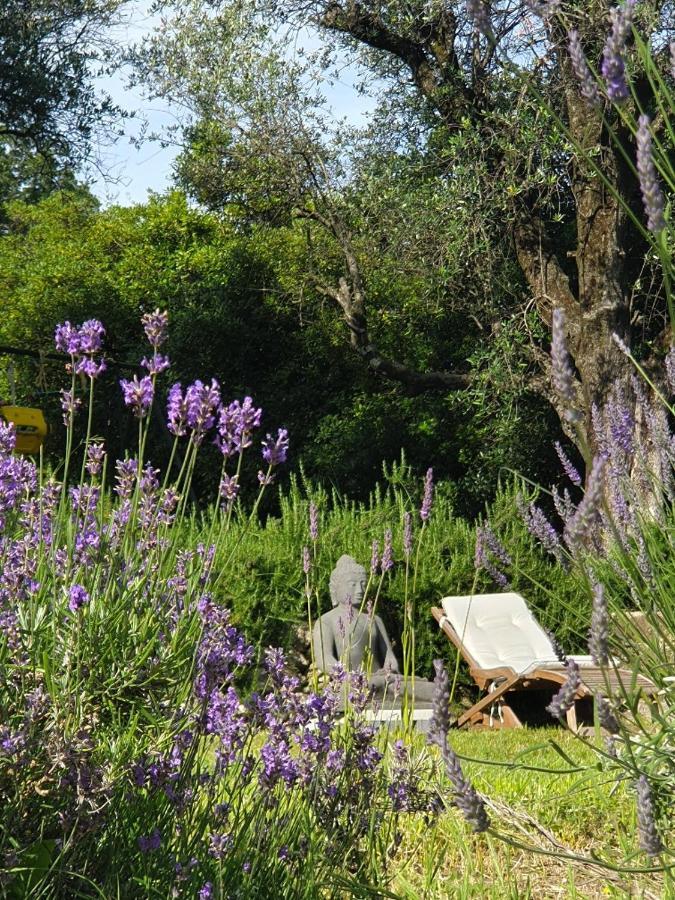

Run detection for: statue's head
[[329, 554, 367, 608]]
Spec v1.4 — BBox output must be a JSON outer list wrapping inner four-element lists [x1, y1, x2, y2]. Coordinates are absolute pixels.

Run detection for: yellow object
[[0, 405, 48, 454]]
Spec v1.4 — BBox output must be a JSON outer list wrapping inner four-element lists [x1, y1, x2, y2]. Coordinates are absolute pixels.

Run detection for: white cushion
[[441, 593, 563, 674]]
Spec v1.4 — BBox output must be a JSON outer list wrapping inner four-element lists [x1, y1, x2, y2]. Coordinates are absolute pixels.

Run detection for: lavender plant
[[1, 312, 468, 899], [502, 318, 675, 871]]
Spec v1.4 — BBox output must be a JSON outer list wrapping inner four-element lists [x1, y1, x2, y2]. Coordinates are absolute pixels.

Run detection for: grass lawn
[[387, 727, 663, 900]]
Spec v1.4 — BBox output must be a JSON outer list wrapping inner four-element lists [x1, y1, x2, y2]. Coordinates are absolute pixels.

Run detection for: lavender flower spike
[[666, 346, 675, 395], [546, 658, 581, 721], [120, 376, 154, 419], [636, 115, 665, 234], [551, 308, 582, 423], [595, 694, 619, 734], [141, 308, 169, 348], [429, 660, 490, 833], [261, 428, 289, 466], [601, 1, 635, 103], [309, 502, 319, 541], [429, 659, 451, 740], [564, 454, 606, 551], [474, 526, 509, 587], [420, 467, 434, 522], [554, 441, 582, 486], [588, 583, 609, 666], [68, 584, 90, 613], [568, 30, 601, 107], [381, 529, 394, 573], [370, 539, 380, 575], [636, 775, 663, 857]]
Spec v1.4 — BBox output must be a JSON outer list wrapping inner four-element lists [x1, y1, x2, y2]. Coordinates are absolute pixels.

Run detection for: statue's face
[[330, 560, 367, 608]]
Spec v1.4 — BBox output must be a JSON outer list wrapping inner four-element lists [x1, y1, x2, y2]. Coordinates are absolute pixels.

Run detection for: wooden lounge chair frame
[[431, 594, 655, 731]]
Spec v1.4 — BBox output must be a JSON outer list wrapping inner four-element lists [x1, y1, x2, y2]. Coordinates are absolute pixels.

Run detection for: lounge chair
[[431, 592, 654, 730]]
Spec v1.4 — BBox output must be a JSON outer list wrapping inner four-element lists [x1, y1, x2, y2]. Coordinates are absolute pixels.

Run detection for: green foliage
[[205, 460, 588, 684], [0, 189, 567, 510], [0, 0, 131, 211]]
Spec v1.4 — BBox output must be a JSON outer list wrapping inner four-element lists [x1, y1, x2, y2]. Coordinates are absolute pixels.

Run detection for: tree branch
[[310, 275, 469, 392], [319, 2, 467, 122]]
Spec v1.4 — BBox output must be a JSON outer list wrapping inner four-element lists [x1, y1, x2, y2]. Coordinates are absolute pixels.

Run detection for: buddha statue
[[312, 554, 435, 703]]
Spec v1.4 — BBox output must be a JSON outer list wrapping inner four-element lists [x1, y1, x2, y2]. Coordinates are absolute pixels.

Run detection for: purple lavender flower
[[429, 659, 451, 739], [257, 470, 275, 486], [138, 828, 162, 853], [262, 428, 289, 466], [420, 467, 434, 523], [484, 525, 511, 567], [208, 832, 233, 859], [546, 658, 581, 720], [606, 389, 634, 455], [636, 775, 663, 857], [59, 389, 82, 428], [666, 347, 675, 395], [564, 454, 606, 551], [68, 584, 90, 613], [309, 501, 319, 541], [194, 604, 253, 699], [120, 376, 154, 418], [552, 485, 575, 524], [517, 495, 565, 565], [0, 419, 16, 453], [474, 525, 510, 587], [167, 383, 188, 436], [185, 379, 221, 443], [141, 353, 171, 376], [303, 545, 311, 575], [551, 309, 582, 423], [74, 356, 107, 378], [403, 512, 413, 558], [56, 320, 107, 377], [78, 319, 105, 353], [568, 30, 601, 107], [429, 660, 489, 832], [216, 397, 262, 457], [260, 737, 300, 789], [554, 442, 582, 487], [370, 539, 380, 574], [601, 1, 635, 103], [596, 694, 619, 734], [219, 474, 239, 505], [114, 458, 138, 499], [545, 628, 568, 665], [141, 309, 169, 348], [588, 583, 609, 666], [54, 321, 82, 355], [636, 115, 665, 234], [198, 882, 214, 899], [85, 443, 106, 477], [381, 529, 393, 573]]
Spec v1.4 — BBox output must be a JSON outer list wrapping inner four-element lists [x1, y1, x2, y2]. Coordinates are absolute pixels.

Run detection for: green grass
[[387, 728, 662, 900]]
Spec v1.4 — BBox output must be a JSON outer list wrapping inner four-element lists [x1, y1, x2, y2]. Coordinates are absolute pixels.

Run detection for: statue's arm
[[312, 618, 340, 672], [374, 616, 400, 674]]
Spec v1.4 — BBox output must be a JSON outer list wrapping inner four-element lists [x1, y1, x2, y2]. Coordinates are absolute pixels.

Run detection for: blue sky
[[88, 4, 375, 207]]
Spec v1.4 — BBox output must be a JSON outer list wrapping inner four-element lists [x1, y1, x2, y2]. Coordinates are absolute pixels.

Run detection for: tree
[[0, 0, 132, 203], [137, 0, 674, 465]]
